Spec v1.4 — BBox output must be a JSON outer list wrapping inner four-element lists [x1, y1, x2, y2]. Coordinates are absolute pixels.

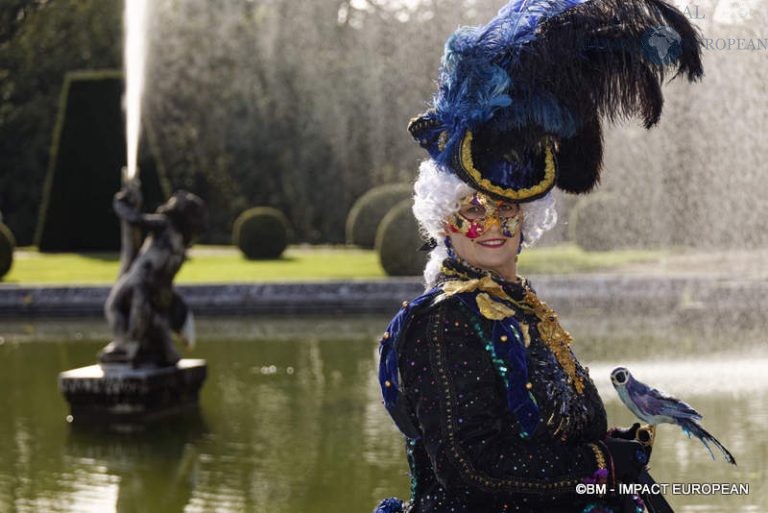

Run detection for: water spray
[[124, 0, 149, 183]]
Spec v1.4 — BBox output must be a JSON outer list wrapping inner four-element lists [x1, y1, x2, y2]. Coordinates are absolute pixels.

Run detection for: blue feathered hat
[[409, 0, 704, 202]]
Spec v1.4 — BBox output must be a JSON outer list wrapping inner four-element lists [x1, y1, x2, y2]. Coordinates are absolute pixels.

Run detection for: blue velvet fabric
[[454, 292, 541, 437]]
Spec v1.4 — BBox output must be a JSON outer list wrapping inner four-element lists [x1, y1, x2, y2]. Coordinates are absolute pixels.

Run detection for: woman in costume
[[375, 0, 704, 512]]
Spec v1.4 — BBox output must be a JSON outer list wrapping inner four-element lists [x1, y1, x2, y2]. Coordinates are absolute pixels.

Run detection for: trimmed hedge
[[376, 199, 427, 276], [570, 193, 654, 251], [233, 207, 291, 260], [0, 222, 15, 279], [35, 70, 169, 252], [346, 183, 412, 249]]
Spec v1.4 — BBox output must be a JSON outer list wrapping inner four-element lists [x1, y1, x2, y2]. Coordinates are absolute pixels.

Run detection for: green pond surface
[[0, 316, 765, 513]]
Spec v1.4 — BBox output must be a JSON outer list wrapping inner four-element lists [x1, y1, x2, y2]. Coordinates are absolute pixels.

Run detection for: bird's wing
[[639, 384, 703, 421]]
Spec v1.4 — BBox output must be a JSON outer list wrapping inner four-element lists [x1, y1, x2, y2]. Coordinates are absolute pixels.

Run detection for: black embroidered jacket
[[384, 260, 615, 513]]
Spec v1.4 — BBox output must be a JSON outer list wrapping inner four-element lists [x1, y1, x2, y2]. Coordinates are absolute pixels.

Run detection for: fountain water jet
[[124, 0, 149, 183]]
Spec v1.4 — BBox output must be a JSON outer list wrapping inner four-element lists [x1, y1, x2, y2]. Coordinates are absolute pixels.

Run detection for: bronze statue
[[100, 179, 207, 367]]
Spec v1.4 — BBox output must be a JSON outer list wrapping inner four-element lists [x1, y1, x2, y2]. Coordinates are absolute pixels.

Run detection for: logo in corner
[[642, 25, 683, 65]]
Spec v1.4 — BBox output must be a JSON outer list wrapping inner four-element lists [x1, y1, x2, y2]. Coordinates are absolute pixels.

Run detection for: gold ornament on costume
[[439, 275, 519, 321], [439, 261, 584, 395], [519, 321, 531, 348], [523, 289, 584, 394], [475, 292, 516, 320], [441, 275, 506, 298]]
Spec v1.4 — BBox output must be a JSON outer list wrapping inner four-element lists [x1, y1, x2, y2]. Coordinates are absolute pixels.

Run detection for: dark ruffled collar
[[435, 257, 528, 300]]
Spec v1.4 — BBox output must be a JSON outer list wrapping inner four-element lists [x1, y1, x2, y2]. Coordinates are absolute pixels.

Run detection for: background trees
[[1, 0, 766, 248], [0, 0, 121, 245]]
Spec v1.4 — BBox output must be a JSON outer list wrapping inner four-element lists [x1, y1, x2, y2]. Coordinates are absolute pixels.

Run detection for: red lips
[[476, 238, 507, 248]]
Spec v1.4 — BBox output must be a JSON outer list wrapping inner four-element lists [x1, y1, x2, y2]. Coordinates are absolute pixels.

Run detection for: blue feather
[[433, 0, 590, 141], [480, 0, 589, 55]]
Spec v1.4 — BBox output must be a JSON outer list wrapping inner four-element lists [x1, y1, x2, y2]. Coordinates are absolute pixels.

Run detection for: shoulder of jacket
[[402, 293, 476, 345], [408, 291, 468, 323]]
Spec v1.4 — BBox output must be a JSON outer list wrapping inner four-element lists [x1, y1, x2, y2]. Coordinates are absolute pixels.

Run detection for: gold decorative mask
[[448, 192, 522, 239]]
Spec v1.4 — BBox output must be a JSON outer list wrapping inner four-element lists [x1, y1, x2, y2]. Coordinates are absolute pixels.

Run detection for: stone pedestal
[[59, 359, 207, 423]]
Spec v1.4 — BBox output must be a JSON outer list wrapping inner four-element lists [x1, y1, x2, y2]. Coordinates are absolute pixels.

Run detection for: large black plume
[[513, 0, 704, 193]]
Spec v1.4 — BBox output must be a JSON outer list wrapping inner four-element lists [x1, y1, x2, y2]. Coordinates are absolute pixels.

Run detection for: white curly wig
[[412, 160, 558, 288]]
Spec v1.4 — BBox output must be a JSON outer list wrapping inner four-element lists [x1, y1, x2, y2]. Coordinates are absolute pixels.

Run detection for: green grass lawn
[[1, 244, 665, 285]]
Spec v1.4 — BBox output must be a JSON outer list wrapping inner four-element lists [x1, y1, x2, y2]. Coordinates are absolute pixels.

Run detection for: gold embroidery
[[439, 261, 584, 395], [523, 289, 585, 394], [439, 274, 532, 322], [439, 275, 522, 322], [588, 443, 607, 470], [476, 292, 516, 320], [519, 321, 531, 348]]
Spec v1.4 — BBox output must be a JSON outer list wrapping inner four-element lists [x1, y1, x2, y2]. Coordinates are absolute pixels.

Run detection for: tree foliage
[[2, 0, 766, 249], [0, 0, 122, 245], [132, 0, 489, 243], [0, 0, 495, 245]]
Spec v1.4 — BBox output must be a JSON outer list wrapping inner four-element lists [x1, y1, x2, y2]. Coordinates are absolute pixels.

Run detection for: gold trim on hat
[[459, 130, 556, 201]]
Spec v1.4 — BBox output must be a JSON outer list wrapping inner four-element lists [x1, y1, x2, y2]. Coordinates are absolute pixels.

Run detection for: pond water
[[0, 315, 765, 513]]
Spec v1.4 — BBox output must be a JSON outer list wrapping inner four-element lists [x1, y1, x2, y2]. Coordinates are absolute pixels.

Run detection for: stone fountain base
[[59, 359, 207, 423]]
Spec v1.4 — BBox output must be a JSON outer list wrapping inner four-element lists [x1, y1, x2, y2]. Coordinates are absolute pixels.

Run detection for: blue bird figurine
[[611, 366, 736, 465]]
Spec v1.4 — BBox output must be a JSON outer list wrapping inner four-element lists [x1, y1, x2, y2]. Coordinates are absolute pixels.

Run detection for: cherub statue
[[100, 178, 207, 367]]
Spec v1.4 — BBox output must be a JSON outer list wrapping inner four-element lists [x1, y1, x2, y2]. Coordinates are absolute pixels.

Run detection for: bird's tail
[[680, 419, 737, 465]]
